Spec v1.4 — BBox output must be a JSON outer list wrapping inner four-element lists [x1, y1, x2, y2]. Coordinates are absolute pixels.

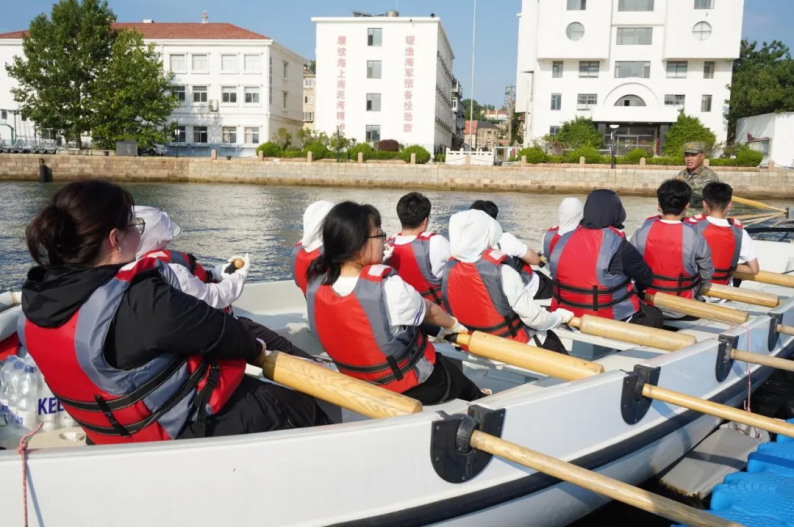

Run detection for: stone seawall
[[1, 154, 792, 198]]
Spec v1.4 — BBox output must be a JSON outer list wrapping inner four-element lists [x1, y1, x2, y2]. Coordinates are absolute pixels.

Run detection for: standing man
[[677, 142, 720, 207]]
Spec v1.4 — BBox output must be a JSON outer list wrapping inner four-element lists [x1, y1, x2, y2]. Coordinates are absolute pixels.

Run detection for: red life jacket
[[307, 265, 436, 394], [688, 215, 743, 285], [143, 249, 212, 283], [291, 243, 322, 296], [20, 259, 245, 445], [543, 226, 561, 259], [442, 250, 530, 343], [386, 233, 444, 305], [632, 217, 701, 300], [550, 226, 640, 320]]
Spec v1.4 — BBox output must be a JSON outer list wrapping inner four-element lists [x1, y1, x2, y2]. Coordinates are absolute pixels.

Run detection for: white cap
[[134, 206, 182, 259], [449, 209, 503, 264]]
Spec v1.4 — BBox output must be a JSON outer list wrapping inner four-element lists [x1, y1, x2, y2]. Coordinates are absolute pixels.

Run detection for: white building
[[737, 112, 794, 168], [515, 0, 743, 154], [0, 17, 307, 156], [312, 12, 455, 154]]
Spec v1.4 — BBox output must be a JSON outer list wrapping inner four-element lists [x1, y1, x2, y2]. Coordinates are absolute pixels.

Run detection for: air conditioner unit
[[209, 100, 219, 112]]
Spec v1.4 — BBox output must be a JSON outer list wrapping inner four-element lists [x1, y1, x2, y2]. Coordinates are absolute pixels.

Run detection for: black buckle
[[620, 365, 660, 425], [769, 312, 784, 352], [716, 334, 738, 382]]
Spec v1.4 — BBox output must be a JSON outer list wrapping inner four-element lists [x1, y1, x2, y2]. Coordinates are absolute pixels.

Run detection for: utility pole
[[504, 84, 515, 145], [469, 0, 477, 128]]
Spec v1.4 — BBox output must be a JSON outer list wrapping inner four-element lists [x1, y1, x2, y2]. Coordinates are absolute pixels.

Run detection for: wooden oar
[[733, 196, 788, 214], [743, 213, 785, 227], [735, 270, 794, 289], [700, 283, 779, 308], [567, 315, 696, 351], [734, 212, 785, 221], [260, 351, 737, 527]]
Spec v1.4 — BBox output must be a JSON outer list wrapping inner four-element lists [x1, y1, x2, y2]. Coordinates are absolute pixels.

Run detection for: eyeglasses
[[130, 217, 145, 235], [368, 232, 387, 240]]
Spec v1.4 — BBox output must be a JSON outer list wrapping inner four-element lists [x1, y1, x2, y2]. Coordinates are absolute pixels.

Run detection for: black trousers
[[627, 302, 665, 329], [530, 329, 568, 354], [402, 353, 484, 405], [533, 273, 555, 300]]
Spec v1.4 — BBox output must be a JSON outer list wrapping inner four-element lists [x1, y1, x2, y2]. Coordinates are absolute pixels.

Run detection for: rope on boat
[[17, 423, 42, 527]]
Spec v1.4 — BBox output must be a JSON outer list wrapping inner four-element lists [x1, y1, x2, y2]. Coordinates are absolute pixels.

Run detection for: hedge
[[401, 145, 431, 164], [564, 146, 604, 164], [517, 146, 549, 164]]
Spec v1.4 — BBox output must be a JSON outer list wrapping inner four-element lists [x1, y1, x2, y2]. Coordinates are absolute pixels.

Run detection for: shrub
[[348, 143, 375, 160], [302, 141, 329, 160], [378, 139, 400, 152], [624, 148, 650, 164], [556, 117, 603, 149], [517, 146, 549, 164], [401, 145, 431, 164], [547, 155, 566, 164], [370, 151, 403, 161], [256, 141, 281, 157], [663, 113, 717, 157], [434, 153, 446, 163], [279, 151, 305, 159], [565, 146, 603, 164], [735, 149, 764, 167], [646, 157, 684, 166]]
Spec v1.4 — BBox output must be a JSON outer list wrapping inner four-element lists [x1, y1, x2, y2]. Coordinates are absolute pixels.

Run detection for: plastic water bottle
[[15, 366, 38, 430], [59, 407, 78, 429], [36, 372, 60, 432], [7, 360, 23, 427]]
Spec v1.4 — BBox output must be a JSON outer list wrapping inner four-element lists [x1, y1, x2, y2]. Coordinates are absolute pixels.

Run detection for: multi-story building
[[452, 76, 466, 147], [515, 0, 744, 154], [303, 68, 316, 130], [464, 120, 499, 151], [482, 109, 509, 123], [0, 15, 307, 156], [312, 11, 456, 154]]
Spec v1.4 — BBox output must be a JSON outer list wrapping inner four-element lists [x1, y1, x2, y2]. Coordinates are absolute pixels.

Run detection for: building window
[[192, 86, 208, 104], [174, 126, 186, 143], [694, 0, 714, 8], [549, 126, 560, 135], [552, 61, 563, 78], [245, 127, 259, 144], [303, 112, 314, 122], [366, 125, 381, 143], [566, 22, 585, 41], [170, 54, 186, 73], [170, 85, 186, 102], [222, 87, 237, 104], [693, 22, 712, 41], [221, 54, 238, 72], [269, 86, 273, 105], [664, 94, 686, 107], [193, 126, 208, 143], [704, 61, 715, 79], [304, 78, 314, 88], [579, 61, 599, 78], [618, 0, 654, 11], [615, 61, 651, 78], [615, 95, 646, 107], [701, 95, 713, 112], [551, 93, 562, 111], [748, 140, 769, 156], [366, 93, 382, 112], [368, 28, 383, 46], [282, 61, 289, 78], [304, 95, 313, 104], [282, 91, 288, 109], [667, 61, 688, 78], [244, 54, 262, 72], [245, 87, 260, 104], [577, 94, 598, 110], [367, 60, 382, 79], [222, 127, 237, 144], [192, 54, 208, 72], [567, 0, 586, 10], [616, 27, 653, 45]]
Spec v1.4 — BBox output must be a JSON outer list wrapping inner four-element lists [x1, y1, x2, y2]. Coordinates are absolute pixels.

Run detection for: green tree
[[662, 113, 717, 157], [462, 99, 483, 121], [91, 29, 179, 149], [556, 117, 603, 149], [726, 40, 794, 141], [271, 127, 293, 150], [306, 60, 316, 74], [6, 0, 116, 147]]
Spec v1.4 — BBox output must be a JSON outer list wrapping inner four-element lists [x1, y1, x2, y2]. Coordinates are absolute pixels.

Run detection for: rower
[[549, 189, 664, 329], [306, 201, 486, 405], [20, 180, 328, 445], [468, 200, 554, 300], [442, 210, 573, 354], [385, 192, 449, 306], [630, 180, 714, 319], [291, 201, 334, 296], [687, 182, 760, 288], [543, 197, 583, 259]]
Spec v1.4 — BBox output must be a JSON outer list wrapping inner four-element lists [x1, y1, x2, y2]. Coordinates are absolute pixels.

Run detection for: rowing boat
[[0, 239, 792, 526]]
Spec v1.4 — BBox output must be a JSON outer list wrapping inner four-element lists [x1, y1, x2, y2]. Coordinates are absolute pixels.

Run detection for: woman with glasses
[[19, 180, 327, 445], [306, 201, 485, 405]]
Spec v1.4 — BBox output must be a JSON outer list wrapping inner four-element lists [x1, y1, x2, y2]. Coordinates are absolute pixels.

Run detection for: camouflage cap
[[684, 142, 705, 154]]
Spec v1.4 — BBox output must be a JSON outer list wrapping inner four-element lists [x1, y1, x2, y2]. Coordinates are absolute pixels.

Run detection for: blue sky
[[2, 0, 791, 106]]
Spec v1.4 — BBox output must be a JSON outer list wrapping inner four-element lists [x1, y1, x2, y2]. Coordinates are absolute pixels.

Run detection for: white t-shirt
[[332, 268, 426, 333], [497, 232, 529, 259], [500, 264, 561, 332], [704, 217, 757, 263], [390, 232, 451, 279]]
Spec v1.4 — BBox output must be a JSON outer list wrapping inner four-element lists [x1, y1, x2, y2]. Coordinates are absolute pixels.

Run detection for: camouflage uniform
[[677, 142, 720, 207]]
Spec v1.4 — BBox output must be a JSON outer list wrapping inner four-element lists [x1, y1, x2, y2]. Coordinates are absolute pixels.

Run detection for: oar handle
[[779, 324, 794, 336], [700, 283, 779, 308], [735, 270, 794, 289], [731, 349, 794, 373], [645, 292, 749, 326]]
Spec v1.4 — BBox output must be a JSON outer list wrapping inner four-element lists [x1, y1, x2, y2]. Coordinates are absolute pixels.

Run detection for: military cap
[[684, 142, 705, 154]]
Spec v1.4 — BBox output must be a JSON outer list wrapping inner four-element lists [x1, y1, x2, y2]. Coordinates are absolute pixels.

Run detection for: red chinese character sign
[[336, 36, 347, 132], [403, 35, 415, 134]]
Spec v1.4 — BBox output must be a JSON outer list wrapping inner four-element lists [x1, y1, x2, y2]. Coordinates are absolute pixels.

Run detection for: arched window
[[615, 95, 647, 107], [693, 22, 712, 41]]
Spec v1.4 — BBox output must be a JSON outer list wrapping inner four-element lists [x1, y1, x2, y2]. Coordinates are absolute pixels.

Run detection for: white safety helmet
[[133, 205, 182, 259]]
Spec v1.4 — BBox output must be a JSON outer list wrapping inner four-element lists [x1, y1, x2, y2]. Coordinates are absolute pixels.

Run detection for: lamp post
[[609, 124, 620, 169]]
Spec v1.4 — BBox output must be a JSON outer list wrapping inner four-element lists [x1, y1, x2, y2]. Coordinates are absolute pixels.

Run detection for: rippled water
[[0, 181, 788, 292]]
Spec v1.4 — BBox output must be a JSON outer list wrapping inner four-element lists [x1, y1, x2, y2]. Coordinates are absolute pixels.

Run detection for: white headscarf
[[134, 206, 182, 259], [302, 200, 334, 252], [558, 197, 584, 235], [449, 210, 503, 263]]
